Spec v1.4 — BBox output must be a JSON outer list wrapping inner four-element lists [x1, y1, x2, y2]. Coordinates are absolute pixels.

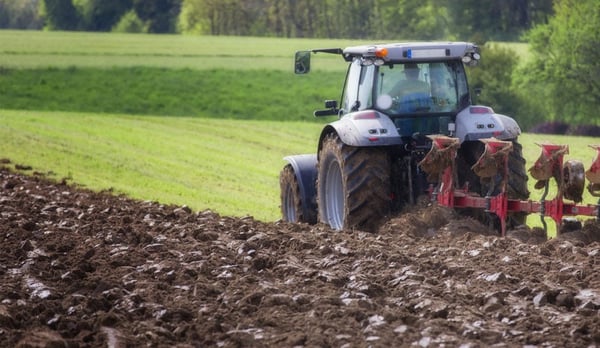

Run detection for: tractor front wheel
[[280, 164, 316, 224], [317, 133, 391, 232]]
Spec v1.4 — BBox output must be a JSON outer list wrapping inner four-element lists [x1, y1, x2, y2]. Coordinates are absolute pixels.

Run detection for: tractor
[[280, 42, 600, 234]]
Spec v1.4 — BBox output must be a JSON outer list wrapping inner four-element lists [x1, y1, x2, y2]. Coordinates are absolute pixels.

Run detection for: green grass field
[[0, 30, 595, 235], [0, 67, 345, 120], [0, 30, 357, 71], [0, 109, 322, 221]]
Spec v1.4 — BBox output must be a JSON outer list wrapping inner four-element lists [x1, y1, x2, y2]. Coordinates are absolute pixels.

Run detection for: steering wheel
[[392, 92, 432, 112]]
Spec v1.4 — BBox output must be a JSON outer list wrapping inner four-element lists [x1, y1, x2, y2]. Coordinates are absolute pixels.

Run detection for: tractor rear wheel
[[317, 133, 391, 232], [280, 164, 316, 224], [456, 139, 529, 230]]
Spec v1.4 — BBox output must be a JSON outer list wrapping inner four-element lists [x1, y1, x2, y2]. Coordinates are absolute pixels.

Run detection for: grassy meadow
[[0, 109, 322, 221], [0, 67, 344, 120], [0, 30, 597, 233], [0, 30, 359, 70]]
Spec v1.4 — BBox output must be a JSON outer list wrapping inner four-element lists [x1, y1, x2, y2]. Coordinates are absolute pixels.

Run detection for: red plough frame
[[420, 136, 600, 236]]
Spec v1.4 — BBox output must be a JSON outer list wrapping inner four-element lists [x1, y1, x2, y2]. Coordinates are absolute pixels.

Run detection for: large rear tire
[[280, 164, 317, 224], [456, 139, 529, 230], [317, 133, 391, 232]]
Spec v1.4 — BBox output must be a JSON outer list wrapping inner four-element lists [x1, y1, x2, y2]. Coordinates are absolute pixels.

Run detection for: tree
[[179, 0, 271, 36], [73, 0, 133, 31], [0, 0, 43, 29], [444, 0, 553, 42], [41, 0, 79, 30], [133, 0, 182, 33], [112, 9, 148, 33], [517, 0, 600, 125], [178, 0, 210, 34], [468, 44, 527, 124], [177, 0, 452, 39]]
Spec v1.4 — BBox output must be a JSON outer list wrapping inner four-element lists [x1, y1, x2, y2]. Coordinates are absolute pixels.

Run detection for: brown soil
[[1, 166, 600, 347]]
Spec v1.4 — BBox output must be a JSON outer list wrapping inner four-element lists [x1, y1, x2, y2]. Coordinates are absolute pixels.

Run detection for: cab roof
[[340, 41, 479, 63], [312, 42, 480, 63]]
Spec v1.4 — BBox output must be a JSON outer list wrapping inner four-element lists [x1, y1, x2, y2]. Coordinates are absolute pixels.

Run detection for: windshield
[[374, 61, 467, 115]]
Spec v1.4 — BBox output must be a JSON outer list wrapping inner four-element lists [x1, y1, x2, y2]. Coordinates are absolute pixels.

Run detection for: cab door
[[339, 59, 375, 116]]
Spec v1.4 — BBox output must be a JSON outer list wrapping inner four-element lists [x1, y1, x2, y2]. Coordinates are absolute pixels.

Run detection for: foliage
[[41, 0, 179, 33], [444, 0, 553, 42], [467, 44, 530, 127], [2, 0, 555, 42], [73, 0, 132, 31], [132, 0, 181, 33], [112, 10, 148, 33], [177, 0, 207, 34], [41, 0, 79, 30], [177, 0, 551, 41], [0, 0, 43, 29], [517, 0, 600, 126], [179, 0, 266, 36]]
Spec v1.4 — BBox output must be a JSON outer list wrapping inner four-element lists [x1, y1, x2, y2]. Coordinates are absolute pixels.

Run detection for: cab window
[[375, 61, 462, 114]]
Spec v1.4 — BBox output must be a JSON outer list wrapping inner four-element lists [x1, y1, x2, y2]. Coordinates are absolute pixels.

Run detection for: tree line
[[0, 0, 181, 33], [178, 0, 553, 42], [2, 0, 552, 42]]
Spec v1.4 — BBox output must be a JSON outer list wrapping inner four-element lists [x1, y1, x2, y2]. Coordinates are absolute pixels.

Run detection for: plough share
[[420, 136, 600, 236]]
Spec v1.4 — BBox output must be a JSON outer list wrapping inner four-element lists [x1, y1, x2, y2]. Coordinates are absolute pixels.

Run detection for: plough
[[420, 136, 600, 236]]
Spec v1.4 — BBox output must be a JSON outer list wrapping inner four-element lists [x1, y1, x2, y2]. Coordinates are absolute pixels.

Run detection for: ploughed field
[[1, 166, 600, 347]]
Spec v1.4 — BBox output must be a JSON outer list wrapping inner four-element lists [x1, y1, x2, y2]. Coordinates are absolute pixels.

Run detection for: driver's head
[[404, 63, 420, 80]]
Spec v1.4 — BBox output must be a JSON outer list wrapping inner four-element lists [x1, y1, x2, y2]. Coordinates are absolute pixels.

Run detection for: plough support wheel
[[562, 160, 585, 203]]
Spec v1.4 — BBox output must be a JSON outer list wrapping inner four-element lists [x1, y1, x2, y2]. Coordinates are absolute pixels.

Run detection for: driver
[[390, 63, 430, 98], [388, 63, 431, 112]]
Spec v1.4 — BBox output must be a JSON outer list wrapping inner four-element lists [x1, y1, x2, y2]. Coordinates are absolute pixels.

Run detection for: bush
[[528, 121, 569, 134], [567, 124, 600, 137], [528, 121, 600, 136], [467, 44, 524, 121], [112, 10, 148, 33]]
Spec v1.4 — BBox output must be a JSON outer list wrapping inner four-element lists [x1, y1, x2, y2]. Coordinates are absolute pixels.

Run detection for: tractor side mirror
[[324, 100, 337, 109], [314, 100, 338, 117], [294, 51, 311, 74]]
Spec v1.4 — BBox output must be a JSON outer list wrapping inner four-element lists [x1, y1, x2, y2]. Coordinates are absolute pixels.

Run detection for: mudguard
[[320, 110, 402, 147], [283, 154, 318, 219], [455, 105, 521, 142]]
